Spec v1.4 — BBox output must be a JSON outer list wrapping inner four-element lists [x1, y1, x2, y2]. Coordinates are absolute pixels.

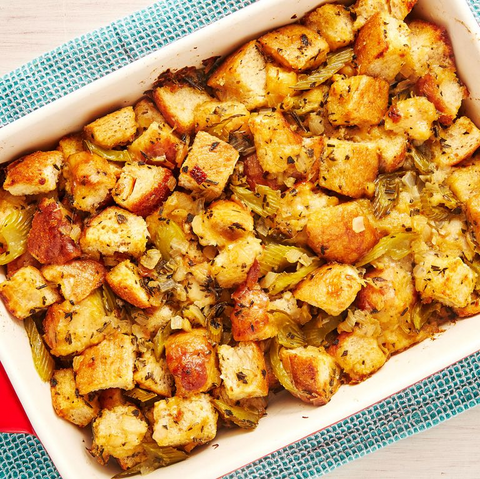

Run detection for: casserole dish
[[1, 0, 480, 478]]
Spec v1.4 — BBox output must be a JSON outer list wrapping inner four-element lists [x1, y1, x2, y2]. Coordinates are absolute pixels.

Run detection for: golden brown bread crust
[[6, 251, 41, 279]]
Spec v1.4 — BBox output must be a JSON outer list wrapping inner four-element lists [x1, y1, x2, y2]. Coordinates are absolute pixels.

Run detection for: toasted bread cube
[[165, 328, 220, 397], [80, 206, 149, 259], [127, 121, 188, 169], [415, 67, 467, 125], [327, 75, 389, 127], [218, 342, 268, 401], [73, 333, 136, 395], [413, 252, 475, 308], [4, 151, 63, 196], [41, 260, 105, 304], [152, 84, 212, 135], [57, 133, 86, 158], [318, 139, 378, 198], [50, 368, 100, 427], [84, 107, 137, 149], [265, 64, 298, 107], [192, 200, 253, 248], [355, 13, 410, 83], [353, 0, 416, 30], [134, 343, 173, 397], [178, 131, 239, 202], [27, 198, 82, 265], [306, 201, 380, 264], [134, 98, 167, 133], [294, 264, 363, 316], [91, 405, 148, 460], [208, 41, 267, 110], [385, 97, 438, 142], [152, 394, 217, 449], [106, 260, 151, 309], [212, 235, 263, 288], [467, 194, 480, 247], [453, 292, 480, 318], [303, 4, 354, 51], [432, 117, 480, 167], [0, 266, 60, 320], [258, 25, 329, 72], [112, 163, 176, 217], [249, 110, 303, 175], [280, 346, 341, 406], [329, 331, 387, 382], [447, 164, 480, 203], [43, 292, 112, 357], [389, 0, 418, 19]]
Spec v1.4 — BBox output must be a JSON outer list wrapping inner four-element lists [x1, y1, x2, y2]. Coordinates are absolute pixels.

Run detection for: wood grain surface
[[0, 1, 479, 478]]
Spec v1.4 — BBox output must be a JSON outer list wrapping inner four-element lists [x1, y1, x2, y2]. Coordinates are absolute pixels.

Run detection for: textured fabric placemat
[[1, 0, 480, 478]]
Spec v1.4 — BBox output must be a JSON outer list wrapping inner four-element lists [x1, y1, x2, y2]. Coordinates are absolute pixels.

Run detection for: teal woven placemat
[[1, 0, 480, 478]]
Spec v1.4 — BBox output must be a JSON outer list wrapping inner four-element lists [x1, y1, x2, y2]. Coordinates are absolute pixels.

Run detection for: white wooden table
[[0, 1, 479, 478]]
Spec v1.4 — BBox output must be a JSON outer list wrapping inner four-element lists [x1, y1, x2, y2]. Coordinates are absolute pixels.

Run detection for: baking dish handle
[[0, 362, 35, 435]]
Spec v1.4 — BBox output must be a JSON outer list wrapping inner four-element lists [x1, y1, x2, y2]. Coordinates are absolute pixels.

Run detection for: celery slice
[[303, 315, 343, 347], [373, 173, 402, 219], [268, 338, 296, 395], [265, 261, 320, 295], [24, 317, 55, 382], [153, 322, 172, 360], [411, 302, 441, 331], [149, 218, 188, 261], [259, 243, 311, 275], [274, 311, 306, 349], [123, 388, 159, 405], [231, 185, 280, 218], [356, 232, 416, 267], [0, 205, 34, 265], [212, 399, 261, 430], [85, 140, 131, 162]]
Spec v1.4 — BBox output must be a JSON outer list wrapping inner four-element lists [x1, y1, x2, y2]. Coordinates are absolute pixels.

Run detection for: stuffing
[[280, 346, 341, 406], [294, 264, 363, 316], [165, 328, 220, 397], [217, 342, 269, 400], [6, 251, 40, 279], [80, 206, 149, 259], [43, 291, 113, 357], [112, 162, 176, 217], [178, 131, 239, 202], [50, 368, 100, 427], [327, 75, 389, 127], [447, 164, 480, 203], [84, 106, 137, 149], [466, 194, 480, 244], [27, 198, 82, 265], [41, 260, 105, 304], [453, 293, 480, 318], [133, 97, 168, 133], [0, 266, 60, 320], [306, 201, 380, 264], [152, 84, 212, 135], [3, 151, 63, 196], [303, 4, 355, 51], [152, 394, 217, 449], [258, 24, 330, 72], [63, 151, 117, 213], [265, 64, 298, 107], [207, 41, 268, 110], [353, 0, 417, 30], [355, 13, 410, 83], [73, 333, 137, 395], [57, 133, 85, 159]]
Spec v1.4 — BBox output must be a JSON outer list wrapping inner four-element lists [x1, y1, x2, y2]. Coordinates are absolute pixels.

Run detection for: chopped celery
[[373, 173, 402, 219], [24, 317, 55, 382], [205, 303, 225, 346], [153, 322, 172, 360], [85, 140, 131, 162], [259, 243, 311, 275], [149, 218, 188, 261], [274, 311, 306, 348], [420, 182, 460, 222], [212, 399, 261, 429], [268, 338, 297, 395], [123, 388, 159, 405], [303, 315, 343, 347], [264, 261, 320, 295], [410, 146, 433, 175], [0, 205, 34, 265], [411, 302, 441, 331], [231, 185, 280, 218]]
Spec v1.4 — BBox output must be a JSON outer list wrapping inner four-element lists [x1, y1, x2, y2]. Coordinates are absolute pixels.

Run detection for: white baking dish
[[1, 0, 480, 478]]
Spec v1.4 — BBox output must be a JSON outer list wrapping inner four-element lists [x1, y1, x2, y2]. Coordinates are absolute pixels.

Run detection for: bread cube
[[4, 151, 63, 196], [385, 97, 438, 142], [84, 106, 137, 149], [453, 292, 480, 318], [467, 194, 480, 245], [73, 333, 137, 395], [112, 162, 176, 217], [259, 24, 329, 72], [389, 0, 418, 19], [134, 343, 173, 397], [355, 13, 410, 83], [327, 75, 389, 127], [218, 342, 268, 401], [303, 4, 354, 51], [306, 201, 380, 264], [57, 133, 85, 158], [152, 84, 212, 135], [134, 98, 168, 133], [329, 331, 387, 382], [0, 266, 60, 320], [152, 394, 217, 449], [41, 260, 105, 304], [265, 64, 298, 107], [127, 121, 188, 169], [192, 200, 253, 248], [318, 139, 379, 198], [280, 346, 341, 406], [6, 251, 40, 279], [43, 291, 112, 357], [27, 198, 82, 265], [178, 131, 239, 202], [106, 260, 151, 309], [80, 206, 149, 259], [294, 264, 363, 316], [413, 252, 475, 308], [447, 164, 480, 203], [165, 328, 220, 397], [91, 405, 148, 460], [50, 368, 100, 427], [432, 117, 480, 167], [353, 0, 416, 30]]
